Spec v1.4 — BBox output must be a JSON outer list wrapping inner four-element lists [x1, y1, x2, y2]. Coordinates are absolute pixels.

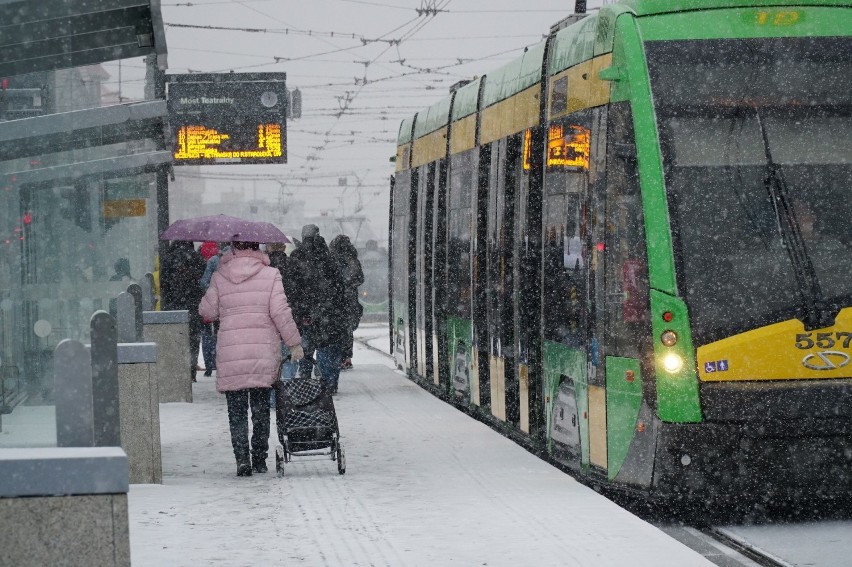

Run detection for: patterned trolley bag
[[274, 355, 345, 474]]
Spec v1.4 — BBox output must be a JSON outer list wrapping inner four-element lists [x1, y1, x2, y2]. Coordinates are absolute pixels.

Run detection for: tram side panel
[[422, 164, 437, 384], [517, 125, 546, 440], [388, 175, 394, 354], [446, 148, 478, 405], [413, 166, 433, 380], [513, 128, 543, 436]]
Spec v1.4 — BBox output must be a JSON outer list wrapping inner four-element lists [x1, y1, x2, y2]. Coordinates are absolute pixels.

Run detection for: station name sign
[[167, 72, 287, 165]]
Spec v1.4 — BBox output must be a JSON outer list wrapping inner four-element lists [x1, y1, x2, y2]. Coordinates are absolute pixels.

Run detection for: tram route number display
[[167, 74, 288, 165]]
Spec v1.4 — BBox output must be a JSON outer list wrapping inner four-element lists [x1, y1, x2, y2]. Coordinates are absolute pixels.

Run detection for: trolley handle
[[281, 354, 322, 380]]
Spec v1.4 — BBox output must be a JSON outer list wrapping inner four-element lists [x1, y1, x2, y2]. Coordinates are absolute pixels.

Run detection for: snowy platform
[[128, 341, 713, 566]]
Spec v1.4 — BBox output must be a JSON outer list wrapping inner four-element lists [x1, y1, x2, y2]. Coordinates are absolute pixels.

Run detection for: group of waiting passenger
[[161, 224, 364, 476]]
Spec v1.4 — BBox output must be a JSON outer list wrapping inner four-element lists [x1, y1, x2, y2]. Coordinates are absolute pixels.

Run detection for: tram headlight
[[660, 330, 678, 347], [662, 353, 683, 373]]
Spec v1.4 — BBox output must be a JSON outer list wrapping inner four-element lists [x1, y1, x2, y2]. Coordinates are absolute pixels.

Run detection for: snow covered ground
[[129, 333, 713, 566], [355, 323, 393, 357]]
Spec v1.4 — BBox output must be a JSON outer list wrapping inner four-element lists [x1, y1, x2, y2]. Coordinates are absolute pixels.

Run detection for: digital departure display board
[[167, 73, 287, 165]]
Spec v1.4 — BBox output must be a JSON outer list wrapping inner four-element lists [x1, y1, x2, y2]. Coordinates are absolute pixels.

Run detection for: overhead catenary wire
[[159, 0, 567, 225]]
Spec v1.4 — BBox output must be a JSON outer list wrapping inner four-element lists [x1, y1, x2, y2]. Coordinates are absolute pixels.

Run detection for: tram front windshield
[[646, 36, 852, 345]]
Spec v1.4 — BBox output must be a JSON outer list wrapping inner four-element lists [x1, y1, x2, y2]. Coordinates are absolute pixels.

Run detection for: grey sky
[[104, 0, 606, 241]]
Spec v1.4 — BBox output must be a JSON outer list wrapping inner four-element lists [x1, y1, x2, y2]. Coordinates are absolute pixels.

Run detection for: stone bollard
[[117, 342, 162, 484], [90, 311, 121, 447], [143, 310, 192, 403], [55, 314, 123, 449], [54, 340, 96, 448], [116, 285, 143, 344], [0, 447, 130, 566]]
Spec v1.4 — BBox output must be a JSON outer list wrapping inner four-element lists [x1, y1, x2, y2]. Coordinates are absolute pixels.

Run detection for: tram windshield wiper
[[754, 109, 834, 330], [725, 109, 773, 250]]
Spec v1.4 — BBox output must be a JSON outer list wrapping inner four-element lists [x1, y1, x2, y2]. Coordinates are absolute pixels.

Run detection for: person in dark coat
[[287, 225, 348, 393], [162, 241, 207, 381], [329, 234, 364, 370], [267, 242, 299, 301], [267, 241, 300, 390]]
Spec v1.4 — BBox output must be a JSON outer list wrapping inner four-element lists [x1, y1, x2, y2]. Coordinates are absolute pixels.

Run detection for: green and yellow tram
[[389, 0, 852, 499]]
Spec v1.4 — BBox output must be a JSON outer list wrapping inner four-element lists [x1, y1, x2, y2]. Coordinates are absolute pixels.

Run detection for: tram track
[[658, 524, 791, 567], [700, 527, 791, 567]]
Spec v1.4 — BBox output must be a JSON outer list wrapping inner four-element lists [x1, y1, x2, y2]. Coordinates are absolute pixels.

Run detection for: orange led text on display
[[173, 124, 283, 160], [547, 124, 590, 170], [523, 125, 590, 171]]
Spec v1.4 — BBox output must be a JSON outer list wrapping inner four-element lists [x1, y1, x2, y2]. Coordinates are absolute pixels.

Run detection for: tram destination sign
[[167, 73, 287, 165]]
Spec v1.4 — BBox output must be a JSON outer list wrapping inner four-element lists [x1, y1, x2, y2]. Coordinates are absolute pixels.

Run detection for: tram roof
[[397, 115, 415, 145], [549, 13, 600, 76], [480, 41, 546, 110], [451, 77, 481, 122], [413, 96, 452, 140], [622, 0, 852, 15], [396, 0, 852, 146]]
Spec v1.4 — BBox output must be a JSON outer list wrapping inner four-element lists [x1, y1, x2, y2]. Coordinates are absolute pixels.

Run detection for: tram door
[[541, 111, 596, 467], [592, 102, 651, 478], [406, 169, 420, 373], [514, 128, 544, 435], [473, 144, 492, 409], [486, 137, 519, 423], [431, 160, 450, 389], [414, 164, 435, 379]]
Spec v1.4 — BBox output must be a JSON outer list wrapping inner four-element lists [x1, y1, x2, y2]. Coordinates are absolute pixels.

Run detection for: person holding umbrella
[[197, 237, 303, 477], [162, 215, 301, 476]]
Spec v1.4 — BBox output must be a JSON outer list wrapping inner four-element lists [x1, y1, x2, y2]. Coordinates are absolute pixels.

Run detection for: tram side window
[[542, 114, 592, 347], [604, 103, 650, 359], [447, 151, 475, 319]]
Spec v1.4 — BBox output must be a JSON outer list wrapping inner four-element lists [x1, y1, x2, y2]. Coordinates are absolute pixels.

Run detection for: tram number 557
[[795, 332, 852, 350]]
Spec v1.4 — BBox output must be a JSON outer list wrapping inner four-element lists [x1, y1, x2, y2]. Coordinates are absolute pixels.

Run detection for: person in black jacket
[[267, 241, 301, 391], [329, 234, 364, 370], [287, 225, 348, 393], [161, 241, 207, 381]]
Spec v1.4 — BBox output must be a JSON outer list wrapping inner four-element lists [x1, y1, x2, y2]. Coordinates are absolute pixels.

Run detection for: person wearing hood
[[329, 234, 364, 370], [267, 241, 300, 387], [199, 241, 304, 477], [287, 225, 349, 394]]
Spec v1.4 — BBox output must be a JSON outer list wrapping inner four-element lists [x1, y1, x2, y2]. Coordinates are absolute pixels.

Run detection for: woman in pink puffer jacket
[[199, 241, 303, 477]]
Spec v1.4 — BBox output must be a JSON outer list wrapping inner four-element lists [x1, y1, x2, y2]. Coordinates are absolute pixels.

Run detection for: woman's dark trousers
[[225, 388, 271, 467]]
